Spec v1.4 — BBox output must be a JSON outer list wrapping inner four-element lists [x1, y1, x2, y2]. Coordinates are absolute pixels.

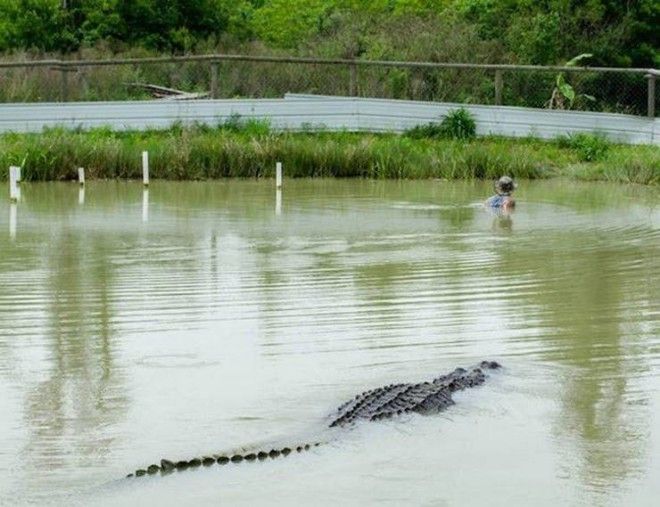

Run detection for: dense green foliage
[[407, 108, 477, 140], [1, 126, 658, 185], [0, 1, 657, 68], [0, 0, 230, 52], [440, 109, 477, 140], [556, 133, 610, 162]]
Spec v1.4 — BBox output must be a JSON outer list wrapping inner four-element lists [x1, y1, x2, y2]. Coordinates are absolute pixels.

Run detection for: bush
[[439, 108, 477, 140], [405, 108, 477, 140], [556, 133, 610, 162]]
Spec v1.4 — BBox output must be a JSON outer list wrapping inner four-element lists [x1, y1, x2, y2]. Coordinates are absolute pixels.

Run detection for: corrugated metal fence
[[0, 95, 657, 145]]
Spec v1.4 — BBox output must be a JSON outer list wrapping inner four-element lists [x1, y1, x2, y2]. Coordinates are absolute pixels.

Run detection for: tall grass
[[0, 125, 657, 184], [555, 133, 610, 161]]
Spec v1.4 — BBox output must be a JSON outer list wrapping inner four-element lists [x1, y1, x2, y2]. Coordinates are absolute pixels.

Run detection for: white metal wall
[[0, 95, 657, 145]]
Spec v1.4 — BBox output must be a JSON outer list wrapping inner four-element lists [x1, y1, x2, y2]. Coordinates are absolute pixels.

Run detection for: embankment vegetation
[[1, 122, 657, 185]]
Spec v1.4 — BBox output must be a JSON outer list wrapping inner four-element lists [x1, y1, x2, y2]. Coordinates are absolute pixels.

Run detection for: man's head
[[495, 176, 516, 196]]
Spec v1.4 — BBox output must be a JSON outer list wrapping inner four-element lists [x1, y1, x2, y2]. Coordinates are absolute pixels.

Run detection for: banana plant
[[547, 53, 596, 109]]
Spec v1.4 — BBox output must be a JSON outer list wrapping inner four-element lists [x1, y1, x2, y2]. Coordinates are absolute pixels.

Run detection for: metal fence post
[[55, 65, 69, 102], [349, 63, 358, 97], [646, 73, 656, 118], [210, 61, 219, 99], [494, 70, 503, 105], [56, 64, 71, 102]]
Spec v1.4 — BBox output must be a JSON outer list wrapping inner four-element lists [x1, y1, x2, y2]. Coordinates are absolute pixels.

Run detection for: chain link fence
[[0, 55, 656, 117]]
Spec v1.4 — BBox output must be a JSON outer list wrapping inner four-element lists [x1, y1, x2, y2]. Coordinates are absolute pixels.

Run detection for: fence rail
[[0, 53, 658, 117]]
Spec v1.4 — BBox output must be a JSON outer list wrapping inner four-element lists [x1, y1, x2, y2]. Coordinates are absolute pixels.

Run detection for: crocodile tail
[[126, 441, 323, 478]]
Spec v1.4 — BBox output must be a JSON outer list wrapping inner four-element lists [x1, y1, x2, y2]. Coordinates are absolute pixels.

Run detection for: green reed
[[0, 125, 657, 184]]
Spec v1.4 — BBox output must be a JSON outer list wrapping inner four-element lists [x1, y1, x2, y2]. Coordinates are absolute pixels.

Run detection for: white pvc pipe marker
[[276, 162, 282, 188], [9, 166, 19, 202], [78, 167, 85, 186], [142, 151, 150, 186]]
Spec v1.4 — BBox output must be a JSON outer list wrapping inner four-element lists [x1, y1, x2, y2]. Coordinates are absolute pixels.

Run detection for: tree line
[[0, 0, 656, 68]]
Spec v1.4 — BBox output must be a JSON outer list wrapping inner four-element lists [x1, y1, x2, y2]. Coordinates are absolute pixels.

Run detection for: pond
[[0, 180, 658, 506]]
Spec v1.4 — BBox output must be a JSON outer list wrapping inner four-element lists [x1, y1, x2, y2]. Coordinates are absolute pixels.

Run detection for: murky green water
[[0, 180, 658, 506]]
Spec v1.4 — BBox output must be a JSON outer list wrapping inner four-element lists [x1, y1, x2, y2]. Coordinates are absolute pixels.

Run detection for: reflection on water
[[275, 189, 282, 216], [0, 180, 658, 506], [142, 189, 148, 223], [497, 215, 657, 502], [9, 203, 16, 240], [490, 211, 513, 233], [19, 231, 128, 496]]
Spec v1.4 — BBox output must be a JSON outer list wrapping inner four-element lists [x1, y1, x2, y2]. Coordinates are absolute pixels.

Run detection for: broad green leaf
[[559, 82, 575, 104], [556, 73, 566, 88]]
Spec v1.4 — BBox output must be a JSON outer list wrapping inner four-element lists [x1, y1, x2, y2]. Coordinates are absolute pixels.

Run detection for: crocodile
[[127, 360, 501, 478]]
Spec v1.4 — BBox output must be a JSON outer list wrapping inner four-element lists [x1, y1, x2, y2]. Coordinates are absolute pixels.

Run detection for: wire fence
[[0, 54, 657, 117]]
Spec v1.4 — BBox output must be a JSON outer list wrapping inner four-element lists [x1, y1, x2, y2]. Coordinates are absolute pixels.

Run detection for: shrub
[[439, 108, 477, 139], [557, 133, 610, 162], [405, 108, 477, 140]]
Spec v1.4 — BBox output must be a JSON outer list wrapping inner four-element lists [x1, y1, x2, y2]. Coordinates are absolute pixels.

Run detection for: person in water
[[486, 176, 516, 210]]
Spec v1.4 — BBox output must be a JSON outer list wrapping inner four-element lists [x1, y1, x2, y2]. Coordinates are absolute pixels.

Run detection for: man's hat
[[495, 176, 516, 195]]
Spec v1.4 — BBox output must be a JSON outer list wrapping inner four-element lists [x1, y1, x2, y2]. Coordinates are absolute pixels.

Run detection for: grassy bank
[[1, 125, 658, 185]]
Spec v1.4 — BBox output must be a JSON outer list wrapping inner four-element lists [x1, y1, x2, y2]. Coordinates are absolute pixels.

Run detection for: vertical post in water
[[494, 70, 503, 106], [142, 151, 150, 187], [9, 202, 17, 240], [210, 61, 219, 99], [646, 73, 656, 119], [78, 167, 85, 186], [142, 189, 149, 223], [276, 162, 282, 189], [9, 166, 19, 202]]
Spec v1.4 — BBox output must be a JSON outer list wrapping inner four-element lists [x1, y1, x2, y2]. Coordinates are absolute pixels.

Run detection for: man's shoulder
[[486, 195, 504, 207]]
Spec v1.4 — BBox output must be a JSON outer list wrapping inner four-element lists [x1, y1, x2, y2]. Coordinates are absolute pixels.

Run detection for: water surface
[[0, 180, 658, 506]]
